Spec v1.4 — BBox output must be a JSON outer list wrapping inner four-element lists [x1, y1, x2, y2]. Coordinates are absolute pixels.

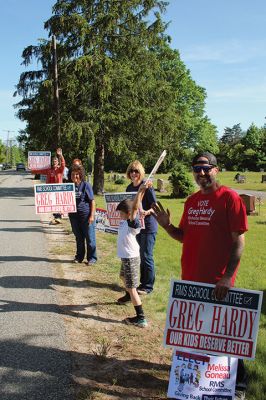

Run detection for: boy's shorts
[[120, 257, 140, 288]]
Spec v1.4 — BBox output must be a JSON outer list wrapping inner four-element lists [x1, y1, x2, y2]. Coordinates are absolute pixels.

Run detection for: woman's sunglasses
[[192, 165, 214, 173], [130, 169, 139, 174]]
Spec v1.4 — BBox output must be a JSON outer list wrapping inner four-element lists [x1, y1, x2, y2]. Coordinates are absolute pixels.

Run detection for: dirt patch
[[43, 217, 172, 400]]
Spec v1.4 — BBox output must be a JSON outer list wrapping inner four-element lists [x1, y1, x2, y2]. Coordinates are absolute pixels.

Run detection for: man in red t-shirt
[[152, 151, 248, 400]]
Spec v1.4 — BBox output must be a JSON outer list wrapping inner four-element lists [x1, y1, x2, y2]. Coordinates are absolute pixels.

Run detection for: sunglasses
[[192, 165, 214, 173], [130, 169, 139, 174]]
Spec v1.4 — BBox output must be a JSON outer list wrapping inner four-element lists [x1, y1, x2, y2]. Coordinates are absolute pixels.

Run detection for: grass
[[101, 170, 266, 196], [90, 172, 266, 399]]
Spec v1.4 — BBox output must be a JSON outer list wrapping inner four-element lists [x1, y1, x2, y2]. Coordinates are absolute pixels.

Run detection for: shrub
[[168, 163, 194, 198], [115, 177, 126, 185]]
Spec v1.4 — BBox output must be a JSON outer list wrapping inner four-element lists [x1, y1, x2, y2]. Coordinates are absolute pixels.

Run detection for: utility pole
[[52, 35, 61, 147], [3, 130, 15, 165]]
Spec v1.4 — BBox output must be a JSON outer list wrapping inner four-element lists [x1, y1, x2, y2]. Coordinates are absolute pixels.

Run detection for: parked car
[[16, 163, 26, 171], [3, 163, 12, 170], [0, 163, 3, 171]]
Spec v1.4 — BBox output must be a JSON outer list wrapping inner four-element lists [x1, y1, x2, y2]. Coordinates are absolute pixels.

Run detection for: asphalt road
[[0, 170, 75, 400]]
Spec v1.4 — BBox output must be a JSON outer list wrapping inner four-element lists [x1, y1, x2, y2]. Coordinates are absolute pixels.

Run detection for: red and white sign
[[34, 183, 76, 214], [104, 192, 145, 230], [164, 280, 263, 359], [95, 208, 117, 234], [28, 151, 51, 170]]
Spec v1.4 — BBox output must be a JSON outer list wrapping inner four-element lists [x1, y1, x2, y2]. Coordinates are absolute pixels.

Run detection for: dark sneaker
[[235, 390, 246, 400], [124, 316, 148, 328], [117, 292, 131, 304]]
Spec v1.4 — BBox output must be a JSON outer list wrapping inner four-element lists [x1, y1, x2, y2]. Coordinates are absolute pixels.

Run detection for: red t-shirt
[[179, 186, 248, 285]]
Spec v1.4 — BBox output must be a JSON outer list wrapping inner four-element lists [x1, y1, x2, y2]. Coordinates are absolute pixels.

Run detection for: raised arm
[[30, 167, 50, 175], [130, 181, 151, 221], [56, 148, 65, 172]]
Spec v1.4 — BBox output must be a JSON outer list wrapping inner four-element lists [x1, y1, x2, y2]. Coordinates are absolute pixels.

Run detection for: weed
[[92, 337, 112, 359]]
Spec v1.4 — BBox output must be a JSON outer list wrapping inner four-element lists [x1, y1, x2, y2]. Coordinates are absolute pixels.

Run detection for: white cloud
[[181, 39, 266, 64], [209, 82, 266, 102]]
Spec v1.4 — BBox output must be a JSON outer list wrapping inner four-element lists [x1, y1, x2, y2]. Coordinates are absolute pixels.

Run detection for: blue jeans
[[136, 232, 156, 293], [69, 215, 97, 262]]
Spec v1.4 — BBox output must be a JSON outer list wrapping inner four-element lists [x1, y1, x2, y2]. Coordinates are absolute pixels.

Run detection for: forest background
[[0, 0, 265, 193]]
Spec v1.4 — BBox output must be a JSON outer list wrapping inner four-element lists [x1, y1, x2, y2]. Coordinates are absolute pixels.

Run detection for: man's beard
[[195, 174, 216, 189]]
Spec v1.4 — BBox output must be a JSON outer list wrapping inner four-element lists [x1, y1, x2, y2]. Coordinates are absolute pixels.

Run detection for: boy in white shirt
[[116, 182, 151, 328]]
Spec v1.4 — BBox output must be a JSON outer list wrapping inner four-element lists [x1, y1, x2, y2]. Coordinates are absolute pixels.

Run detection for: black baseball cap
[[192, 151, 218, 166]]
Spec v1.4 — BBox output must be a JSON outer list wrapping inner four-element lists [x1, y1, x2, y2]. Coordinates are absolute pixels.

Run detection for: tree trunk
[[93, 136, 105, 194]]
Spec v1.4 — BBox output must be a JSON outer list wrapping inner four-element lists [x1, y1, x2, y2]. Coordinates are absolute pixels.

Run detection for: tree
[[240, 123, 266, 170], [189, 117, 219, 154], [220, 123, 243, 145], [218, 124, 245, 170], [0, 140, 5, 163], [42, 0, 172, 193], [15, 0, 213, 190], [168, 162, 194, 198]]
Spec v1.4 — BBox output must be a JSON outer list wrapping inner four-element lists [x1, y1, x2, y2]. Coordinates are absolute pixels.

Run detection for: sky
[[1, 0, 266, 144]]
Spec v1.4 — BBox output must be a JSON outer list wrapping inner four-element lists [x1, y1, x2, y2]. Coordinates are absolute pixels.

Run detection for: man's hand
[[214, 275, 232, 300], [89, 215, 94, 224], [151, 201, 171, 229]]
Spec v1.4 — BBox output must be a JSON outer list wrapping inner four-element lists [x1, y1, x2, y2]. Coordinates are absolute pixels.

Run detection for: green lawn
[[101, 170, 266, 195], [94, 172, 266, 400]]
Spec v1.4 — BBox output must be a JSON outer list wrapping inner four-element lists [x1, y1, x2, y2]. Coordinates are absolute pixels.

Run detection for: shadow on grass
[[73, 352, 169, 399], [0, 337, 169, 399]]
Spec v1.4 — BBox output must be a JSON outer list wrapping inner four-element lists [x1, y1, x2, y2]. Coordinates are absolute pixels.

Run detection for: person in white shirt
[[116, 182, 152, 328]]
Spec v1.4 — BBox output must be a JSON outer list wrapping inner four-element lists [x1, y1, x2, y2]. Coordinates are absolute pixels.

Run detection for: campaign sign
[[164, 280, 263, 359], [168, 350, 237, 400], [28, 151, 51, 170], [95, 208, 117, 234], [104, 192, 145, 230], [34, 183, 76, 214]]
